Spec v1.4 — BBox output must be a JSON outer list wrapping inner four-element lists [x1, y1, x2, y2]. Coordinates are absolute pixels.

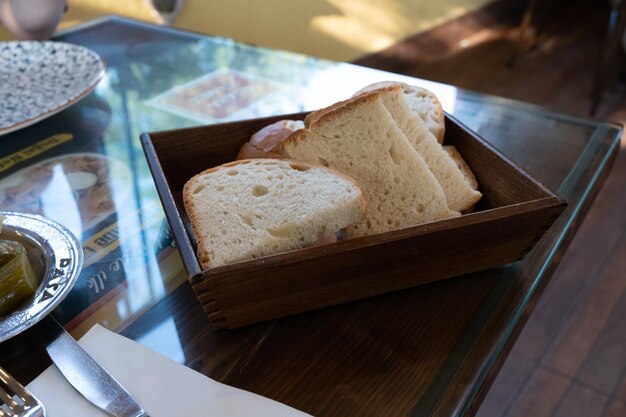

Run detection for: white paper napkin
[[27, 324, 312, 417]]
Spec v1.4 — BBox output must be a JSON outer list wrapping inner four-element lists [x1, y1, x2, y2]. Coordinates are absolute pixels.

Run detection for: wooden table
[[0, 16, 621, 417]]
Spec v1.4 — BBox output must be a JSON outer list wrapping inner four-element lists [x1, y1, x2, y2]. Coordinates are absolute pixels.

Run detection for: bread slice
[[354, 81, 445, 143], [373, 86, 481, 212], [280, 92, 459, 238], [183, 159, 366, 268], [443, 145, 479, 191]]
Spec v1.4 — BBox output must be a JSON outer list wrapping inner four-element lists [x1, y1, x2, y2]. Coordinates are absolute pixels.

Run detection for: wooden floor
[[356, 1, 626, 416]]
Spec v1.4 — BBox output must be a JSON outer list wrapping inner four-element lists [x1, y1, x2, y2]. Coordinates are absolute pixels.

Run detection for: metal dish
[[0, 212, 83, 343]]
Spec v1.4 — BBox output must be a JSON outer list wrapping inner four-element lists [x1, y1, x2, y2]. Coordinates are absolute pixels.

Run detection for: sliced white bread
[[183, 158, 366, 268], [280, 92, 459, 238], [443, 145, 479, 191], [238, 119, 481, 212], [354, 81, 445, 143], [374, 86, 482, 212]]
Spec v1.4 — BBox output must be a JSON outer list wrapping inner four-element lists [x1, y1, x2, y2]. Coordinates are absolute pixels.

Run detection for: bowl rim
[[0, 211, 83, 343]]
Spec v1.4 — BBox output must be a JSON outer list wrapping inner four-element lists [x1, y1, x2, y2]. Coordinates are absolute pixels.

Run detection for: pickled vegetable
[[0, 240, 37, 317], [0, 240, 22, 267]]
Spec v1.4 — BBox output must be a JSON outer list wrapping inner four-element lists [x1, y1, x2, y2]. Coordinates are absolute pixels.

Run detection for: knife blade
[[39, 315, 150, 417]]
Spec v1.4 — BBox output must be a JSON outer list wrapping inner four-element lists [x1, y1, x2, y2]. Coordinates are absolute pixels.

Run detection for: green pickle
[[0, 241, 19, 267], [0, 240, 38, 317]]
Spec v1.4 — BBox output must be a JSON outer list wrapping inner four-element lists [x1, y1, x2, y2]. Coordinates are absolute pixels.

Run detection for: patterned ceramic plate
[[0, 212, 83, 343], [0, 41, 105, 136]]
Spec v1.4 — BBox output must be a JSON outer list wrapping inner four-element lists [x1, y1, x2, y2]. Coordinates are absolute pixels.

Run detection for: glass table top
[[0, 16, 621, 417]]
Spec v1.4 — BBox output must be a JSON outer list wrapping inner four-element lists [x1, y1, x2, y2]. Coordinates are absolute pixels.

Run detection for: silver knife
[[39, 315, 150, 417]]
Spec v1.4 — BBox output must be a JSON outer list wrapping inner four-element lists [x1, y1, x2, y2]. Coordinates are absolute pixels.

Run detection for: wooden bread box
[[141, 112, 566, 329]]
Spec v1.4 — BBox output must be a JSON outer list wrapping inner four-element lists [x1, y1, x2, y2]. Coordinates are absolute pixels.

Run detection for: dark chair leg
[[509, 0, 539, 66], [591, 0, 626, 116], [509, 0, 558, 67]]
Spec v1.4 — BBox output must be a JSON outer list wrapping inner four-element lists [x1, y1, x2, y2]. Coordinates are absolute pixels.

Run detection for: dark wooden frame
[[141, 112, 566, 329]]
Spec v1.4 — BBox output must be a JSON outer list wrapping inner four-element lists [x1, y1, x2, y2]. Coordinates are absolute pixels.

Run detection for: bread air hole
[[252, 184, 269, 197], [317, 157, 329, 167], [388, 144, 401, 165], [226, 169, 239, 176], [192, 184, 206, 194], [416, 204, 425, 213], [238, 214, 253, 226], [267, 227, 290, 238], [289, 162, 311, 172]]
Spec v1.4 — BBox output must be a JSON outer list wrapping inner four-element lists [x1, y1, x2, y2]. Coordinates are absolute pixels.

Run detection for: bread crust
[[236, 120, 302, 160], [235, 142, 285, 160], [302, 90, 388, 128], [250, 120, 303, 151], [304, 88, 401, 129]]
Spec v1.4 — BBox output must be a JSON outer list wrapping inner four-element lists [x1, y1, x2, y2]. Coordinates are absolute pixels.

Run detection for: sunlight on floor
[[311, 1, 474, 56], [311, 0, 409, 54]]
